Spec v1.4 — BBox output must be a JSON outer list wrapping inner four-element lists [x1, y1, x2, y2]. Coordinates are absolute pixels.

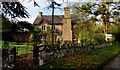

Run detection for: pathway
[[16, 54, 37, 70], [100, 54, 120, 70]]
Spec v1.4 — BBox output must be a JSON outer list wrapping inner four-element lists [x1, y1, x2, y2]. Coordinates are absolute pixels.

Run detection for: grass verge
[[0, 41, 34, 55], [36, 44, 120, 69], [12, 45, 33, 56]]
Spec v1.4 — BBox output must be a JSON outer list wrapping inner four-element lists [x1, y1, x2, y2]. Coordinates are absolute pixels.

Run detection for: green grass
[[0, 41, 2, 48], [10, 44, 34, 56], [37, 44, 120, 69], [0, 41, 34, 55], [16, 45, 33, 56]]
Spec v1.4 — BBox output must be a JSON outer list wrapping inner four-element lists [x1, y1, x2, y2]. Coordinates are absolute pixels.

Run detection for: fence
[[2, 47, 16, 70], [34, 43, 113, 66], [2, 45, 34, 69]]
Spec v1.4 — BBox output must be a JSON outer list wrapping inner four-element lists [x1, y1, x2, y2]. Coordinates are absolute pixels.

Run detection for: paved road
[[101, 54, 120, 70]]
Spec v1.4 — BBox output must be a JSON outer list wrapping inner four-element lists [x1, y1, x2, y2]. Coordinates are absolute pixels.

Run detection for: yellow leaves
[[82, 61, 85, 64], [72, 61, 76, 63], [77, 63, 82, 66], [91, 62, 98, 65], [64, 64, 71, 67], [52, 52, 101, 68], [37, 43, 45, 46]]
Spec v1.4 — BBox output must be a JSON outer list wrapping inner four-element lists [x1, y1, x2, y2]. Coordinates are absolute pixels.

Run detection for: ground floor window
[[73, 34, 77, 40], [40, 35, 46, 41]]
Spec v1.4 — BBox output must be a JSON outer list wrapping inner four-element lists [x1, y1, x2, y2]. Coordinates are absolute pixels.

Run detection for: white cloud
[[18, 0, 49, 23], [18, 0, 65, 23], [17, 16, 37, 24], [18, 0, 104, 23]]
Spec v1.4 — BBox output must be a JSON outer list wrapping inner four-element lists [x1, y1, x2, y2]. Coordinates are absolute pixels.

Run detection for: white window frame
[[53, 25, 56, 30], [73, 34, 77, 40], [42, 25, 46, 30], [40, 35, 46, 41]]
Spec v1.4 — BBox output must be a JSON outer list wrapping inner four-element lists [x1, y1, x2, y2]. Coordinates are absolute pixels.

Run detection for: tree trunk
[[101, 15, 106, 34]]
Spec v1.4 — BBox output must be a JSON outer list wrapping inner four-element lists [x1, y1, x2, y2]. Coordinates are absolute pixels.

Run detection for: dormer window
[[42, 25, 46, 30]]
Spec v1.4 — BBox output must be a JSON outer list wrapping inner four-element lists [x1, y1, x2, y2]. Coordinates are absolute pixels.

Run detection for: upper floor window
[[42, 25, 46, 30]]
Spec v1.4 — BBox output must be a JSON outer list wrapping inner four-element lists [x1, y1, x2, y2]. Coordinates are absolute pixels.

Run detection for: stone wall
[[35, 43, 113, 66], [2, 47, 16, 70]]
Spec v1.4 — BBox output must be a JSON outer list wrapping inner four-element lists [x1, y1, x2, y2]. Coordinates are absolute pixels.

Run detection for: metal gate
[[15, 45, 37, 69]]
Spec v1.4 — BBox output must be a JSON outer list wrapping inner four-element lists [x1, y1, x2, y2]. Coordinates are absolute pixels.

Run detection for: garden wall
[[2, 47, 16, 70], [35, 43, 113, 66]]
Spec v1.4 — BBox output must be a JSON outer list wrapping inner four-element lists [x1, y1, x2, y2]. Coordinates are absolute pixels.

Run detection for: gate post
[[33, 46, 39, 66], [13, 46, 16, 70]]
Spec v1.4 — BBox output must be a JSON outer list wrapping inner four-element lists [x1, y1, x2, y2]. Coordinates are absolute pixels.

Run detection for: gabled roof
[[38, 18, 49, 25], [33, 15, 64, 25], [33, 15, 78, 25]]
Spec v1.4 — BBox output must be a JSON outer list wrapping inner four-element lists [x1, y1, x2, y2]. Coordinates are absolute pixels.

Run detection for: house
[[33, 7, 78, 44]]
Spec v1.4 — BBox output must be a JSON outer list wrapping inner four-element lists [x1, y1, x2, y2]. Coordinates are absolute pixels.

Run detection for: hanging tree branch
[[1, 1, 30, 19]]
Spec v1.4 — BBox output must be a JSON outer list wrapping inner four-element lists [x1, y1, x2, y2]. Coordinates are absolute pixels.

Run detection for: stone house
[[33, 7, 78, 44]]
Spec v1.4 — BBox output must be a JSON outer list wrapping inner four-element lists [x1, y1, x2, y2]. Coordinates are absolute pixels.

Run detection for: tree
[[111, 17, 120, 42], [1, 0, 64, 20], [17, 21, 34, 32], [30, 26, 42, 46], [70, 2, 119, 43], [2, 16, 20, 47], [2, 16, 19, 40], [1, 2, 29, 20], [74, 17, 105, 43], [71, 2, 120, 34]]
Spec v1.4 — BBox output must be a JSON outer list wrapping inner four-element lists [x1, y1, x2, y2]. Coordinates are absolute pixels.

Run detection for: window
[[52, 25, 56, 30], [40, 35, 46, 41], [73, 34, 77, 40], [42, 25, 46, 30]]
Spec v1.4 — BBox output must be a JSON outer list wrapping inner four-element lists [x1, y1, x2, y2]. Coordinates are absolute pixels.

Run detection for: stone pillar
[[62, 7, 72, 43]]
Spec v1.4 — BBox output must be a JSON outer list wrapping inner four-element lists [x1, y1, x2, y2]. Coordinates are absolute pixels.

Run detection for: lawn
[[37, 44, 120, 69], [0, 41, 34, 56], [10, 44, 33, 56], [13, 45, 33, 56]]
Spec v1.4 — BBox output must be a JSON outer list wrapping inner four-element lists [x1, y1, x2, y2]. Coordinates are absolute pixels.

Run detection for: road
[[0, 48, 2, 70], [101, 54, 120, 70]]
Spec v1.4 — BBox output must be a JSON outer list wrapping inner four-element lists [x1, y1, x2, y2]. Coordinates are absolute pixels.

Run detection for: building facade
[[33, 7, 78, 44]]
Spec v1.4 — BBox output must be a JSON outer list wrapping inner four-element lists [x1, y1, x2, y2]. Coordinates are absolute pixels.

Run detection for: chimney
[[39, 12, 43, 17], [62, 7, 72, 43], [64, 7, 70, 18]]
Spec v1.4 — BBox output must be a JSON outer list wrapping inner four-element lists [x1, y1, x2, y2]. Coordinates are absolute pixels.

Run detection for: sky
[[17, 0, 70, 23], [17, 0, 119, 24], [17, 0, 98, 23]]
